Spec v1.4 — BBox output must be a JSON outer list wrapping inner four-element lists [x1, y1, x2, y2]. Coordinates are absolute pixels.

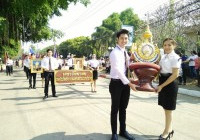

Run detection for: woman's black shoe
[[169, 130, 174, 138], [158, 134, 170, 140], [159, 130, 174, 140]]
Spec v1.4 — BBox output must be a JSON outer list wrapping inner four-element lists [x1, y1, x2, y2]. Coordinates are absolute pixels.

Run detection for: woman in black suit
[[157, 38, 181, 140]]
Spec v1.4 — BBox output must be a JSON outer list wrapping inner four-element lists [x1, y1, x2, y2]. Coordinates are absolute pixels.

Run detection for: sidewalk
[[99, 73, 200, 98]]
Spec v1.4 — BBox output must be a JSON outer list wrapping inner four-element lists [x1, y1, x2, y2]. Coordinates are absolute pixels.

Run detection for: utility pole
[[52, 29, 56, 58], [168, 0, 176, 36]]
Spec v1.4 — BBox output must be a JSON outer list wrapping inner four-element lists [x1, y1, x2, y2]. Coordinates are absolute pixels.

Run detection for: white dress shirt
[[88, 59, 99, 68], [109, 45, 130, 85], [159, 50, 181, 73], [57, 58, 63, 66], [41, 56, 59, 71], [83, 60, 88, 67], [67, 58, 73, 67], [6, 59, 13, 66], [23, 59, 30, 68], [187, 55, 198, 66]]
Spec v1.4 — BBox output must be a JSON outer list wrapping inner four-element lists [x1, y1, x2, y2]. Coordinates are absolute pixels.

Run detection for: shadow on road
[[0, 82, 15, 84], [0, 87, 28, 90], [28, 132, 158, 140], [29, 132, 110, 140]]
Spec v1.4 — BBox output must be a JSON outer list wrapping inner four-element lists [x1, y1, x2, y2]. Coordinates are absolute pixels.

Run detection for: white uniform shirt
[[159, 50, 181, 73], [6, 59, 13, 66], [67, 58, 73, 67], [83, 60, 88, 67], [109, 45, 130, 85], [88, 59, 99, 68], [23, 59, 30, 68], [41, 56, 58, 71], [57, 59, 63, 66], [187, 55, 198, 66]]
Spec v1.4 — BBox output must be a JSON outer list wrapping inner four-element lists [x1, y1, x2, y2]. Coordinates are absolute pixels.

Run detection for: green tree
[[0, 0, 90, 58], [91, 8, 144, 56], [57, 36, 93, 58], [91, 26, 114, 57]]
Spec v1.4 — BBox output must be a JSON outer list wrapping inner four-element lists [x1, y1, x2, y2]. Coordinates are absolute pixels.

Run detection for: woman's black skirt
[[158, 74, 178, 110], [92, 68, 98, 80]]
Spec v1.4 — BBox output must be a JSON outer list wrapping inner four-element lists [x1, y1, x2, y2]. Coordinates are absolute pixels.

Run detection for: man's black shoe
[[33, 87, 36, 89], [111, 134, 118, 140], [28, 86, 32, 90], [52, 95, 58, 97], [43, 95, 48, 100], [119, 131, 135, 140]]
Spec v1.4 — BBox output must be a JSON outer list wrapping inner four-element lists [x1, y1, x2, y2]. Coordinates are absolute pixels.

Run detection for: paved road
[[0, 69, 200, 140]]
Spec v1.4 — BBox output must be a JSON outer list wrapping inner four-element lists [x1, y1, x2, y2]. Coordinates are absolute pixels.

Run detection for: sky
[[23, 0, 172, 52]]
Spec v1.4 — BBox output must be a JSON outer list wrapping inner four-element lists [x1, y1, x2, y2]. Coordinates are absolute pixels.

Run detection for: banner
[[121, 25, 134, 47], [54, 70, 93, 84], [29, 47, 34, 54]]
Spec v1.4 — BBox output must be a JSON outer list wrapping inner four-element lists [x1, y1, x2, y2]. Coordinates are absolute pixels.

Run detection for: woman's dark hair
[[176, 50, 182, 57], [163, 38, 177, 46], [47, 49, 53, 53], [116, 29, 129, 38], [192, 50, 197, 55]]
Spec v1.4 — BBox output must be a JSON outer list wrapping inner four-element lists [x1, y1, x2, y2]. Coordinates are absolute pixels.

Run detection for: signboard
[[121, 25, 134, 47], [30, 59, 43, 73], [54, 70, 93, 84]]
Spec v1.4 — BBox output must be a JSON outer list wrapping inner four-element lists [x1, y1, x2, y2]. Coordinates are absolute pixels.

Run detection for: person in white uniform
[[41, 49, 59, 99], [156, 38, 181, 140], [68, 54, 74, 70], [23, 55, 30, 79], [6, 57, 13, 76], [88, 54, 99, 92], [29, 53, 37, 89]]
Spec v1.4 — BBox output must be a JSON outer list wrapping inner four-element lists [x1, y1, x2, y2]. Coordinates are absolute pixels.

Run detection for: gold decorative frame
[[30, 59, 43, 73], [73, 58, 84, 70]]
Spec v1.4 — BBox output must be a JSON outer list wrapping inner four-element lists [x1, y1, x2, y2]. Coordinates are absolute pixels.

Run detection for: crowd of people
[[178, 50, 200, 87]]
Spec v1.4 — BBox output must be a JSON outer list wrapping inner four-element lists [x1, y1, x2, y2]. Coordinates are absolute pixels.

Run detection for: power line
[[54, 0, 198, 43], [61, 0, 168, 32], [149, 0, 199, 27], [60, 0, 113, 31], [61, 0, 169, 39], [62, 0, 119, 39]]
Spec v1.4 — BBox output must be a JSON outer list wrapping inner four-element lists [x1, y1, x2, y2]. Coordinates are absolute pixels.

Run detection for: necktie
[[49, 58, 52, 71], [124, 51, 128, 77]]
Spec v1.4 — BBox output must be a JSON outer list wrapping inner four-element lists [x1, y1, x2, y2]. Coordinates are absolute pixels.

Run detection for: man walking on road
[[41, 49, 58, 99], [109, 29, 137, 140]]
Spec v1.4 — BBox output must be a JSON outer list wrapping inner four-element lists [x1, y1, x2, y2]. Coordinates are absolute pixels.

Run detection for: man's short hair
[[116, 29, 129, 38], [47, 49, 53, 53]]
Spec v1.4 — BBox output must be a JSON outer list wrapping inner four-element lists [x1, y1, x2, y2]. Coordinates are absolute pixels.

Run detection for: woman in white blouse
[[157, 38, 181, 140], [88, 54, 99, 92]]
